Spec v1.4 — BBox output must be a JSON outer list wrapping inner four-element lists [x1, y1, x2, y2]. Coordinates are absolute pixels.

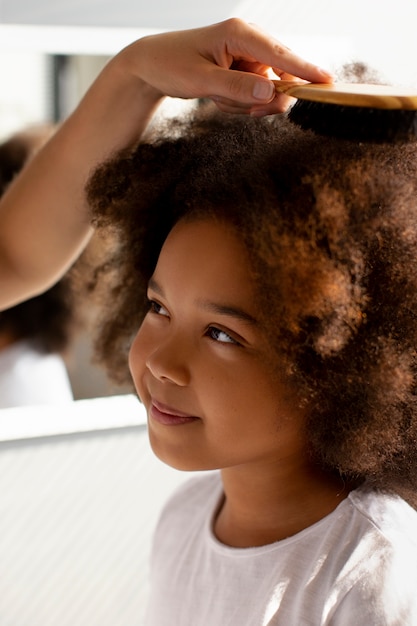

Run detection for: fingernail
[[252, 81, 274, 101]]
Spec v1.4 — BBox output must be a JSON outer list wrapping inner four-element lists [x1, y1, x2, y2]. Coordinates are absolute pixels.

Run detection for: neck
[[215, 458, 351, 548]]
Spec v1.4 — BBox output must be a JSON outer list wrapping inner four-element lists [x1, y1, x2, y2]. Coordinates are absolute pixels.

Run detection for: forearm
[[0, 45, 163, 308]]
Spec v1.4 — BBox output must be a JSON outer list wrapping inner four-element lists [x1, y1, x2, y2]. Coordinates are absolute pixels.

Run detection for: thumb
[[206, 66, 275, 104]]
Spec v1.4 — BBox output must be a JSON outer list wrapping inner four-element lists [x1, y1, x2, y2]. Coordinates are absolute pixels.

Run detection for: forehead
[[153, 218, 255, 301]]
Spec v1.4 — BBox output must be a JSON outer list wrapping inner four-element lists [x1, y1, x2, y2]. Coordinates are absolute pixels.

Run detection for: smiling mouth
[[150, 400, 199, 426]]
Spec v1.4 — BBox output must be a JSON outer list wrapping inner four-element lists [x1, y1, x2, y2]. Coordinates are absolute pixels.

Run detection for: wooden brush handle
[[273, 80, 417, 110]]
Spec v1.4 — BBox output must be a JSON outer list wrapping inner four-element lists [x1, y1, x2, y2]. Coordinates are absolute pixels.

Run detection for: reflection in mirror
[[0, 48, 131, 400], [0, 36, 197, 401]]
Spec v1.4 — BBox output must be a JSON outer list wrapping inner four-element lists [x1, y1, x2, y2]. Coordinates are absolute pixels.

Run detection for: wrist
[[114, 37, 166, 105]]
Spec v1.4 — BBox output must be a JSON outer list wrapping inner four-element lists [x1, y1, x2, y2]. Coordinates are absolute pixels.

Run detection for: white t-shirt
[[145, 472, 417, 626], [0, 340, 73, 408]]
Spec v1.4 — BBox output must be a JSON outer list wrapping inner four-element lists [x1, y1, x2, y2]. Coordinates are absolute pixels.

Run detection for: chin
[[148, 435, 216, 472]]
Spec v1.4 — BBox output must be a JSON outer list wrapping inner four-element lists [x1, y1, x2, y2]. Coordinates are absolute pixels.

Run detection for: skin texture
[[130, 218, 349, 547]]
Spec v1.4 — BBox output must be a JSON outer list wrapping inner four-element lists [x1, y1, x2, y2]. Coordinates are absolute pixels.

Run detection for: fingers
[[129, 18, 333, 117], [229, 19, 333, 84], [210, 92, 293, 116], [197, 18, 332, 113], [204, 65, 293, 116]]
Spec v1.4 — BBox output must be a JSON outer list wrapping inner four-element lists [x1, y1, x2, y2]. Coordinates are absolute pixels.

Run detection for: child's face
[[129, 218, 306, 472]]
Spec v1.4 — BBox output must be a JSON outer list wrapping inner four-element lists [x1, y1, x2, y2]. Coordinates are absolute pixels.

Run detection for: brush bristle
[[288, 100, 417, 142]]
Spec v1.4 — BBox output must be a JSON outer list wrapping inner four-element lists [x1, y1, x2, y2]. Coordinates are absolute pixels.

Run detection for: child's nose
[[146, 336, 190, 386]]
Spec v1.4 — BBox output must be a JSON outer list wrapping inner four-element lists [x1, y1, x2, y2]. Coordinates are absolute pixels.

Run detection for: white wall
[[0, 0, 234, 29]]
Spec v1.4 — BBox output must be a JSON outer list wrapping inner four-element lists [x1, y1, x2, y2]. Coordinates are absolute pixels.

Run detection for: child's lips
[[150, 399, 199, 426]]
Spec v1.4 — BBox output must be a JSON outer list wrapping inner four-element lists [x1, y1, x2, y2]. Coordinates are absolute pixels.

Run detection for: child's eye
[[206, 326, 240, 345], [149, 299, 169, 317]]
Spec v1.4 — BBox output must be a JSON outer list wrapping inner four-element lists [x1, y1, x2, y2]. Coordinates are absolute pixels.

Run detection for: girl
[[86, 106, 417, 624], [0, 19, 330, 310]]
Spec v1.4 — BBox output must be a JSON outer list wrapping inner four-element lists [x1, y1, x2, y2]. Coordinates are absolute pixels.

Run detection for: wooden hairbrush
[[273, 80, 417, 142]]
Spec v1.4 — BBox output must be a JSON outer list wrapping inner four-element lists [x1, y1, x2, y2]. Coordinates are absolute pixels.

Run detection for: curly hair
[[86, 104, 417, 503]]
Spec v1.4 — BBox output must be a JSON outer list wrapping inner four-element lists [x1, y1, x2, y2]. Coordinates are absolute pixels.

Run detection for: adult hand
[[128, 18, 332, 117]]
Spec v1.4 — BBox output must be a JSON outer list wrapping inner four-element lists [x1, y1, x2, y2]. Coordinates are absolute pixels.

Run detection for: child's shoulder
[[348, 486, 417, 548], [324, 488, 417, 623]]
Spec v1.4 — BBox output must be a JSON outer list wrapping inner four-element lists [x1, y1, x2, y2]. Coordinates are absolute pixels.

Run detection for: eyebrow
[[148, 277, 259, 326], [197, 300, 258, 326]]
